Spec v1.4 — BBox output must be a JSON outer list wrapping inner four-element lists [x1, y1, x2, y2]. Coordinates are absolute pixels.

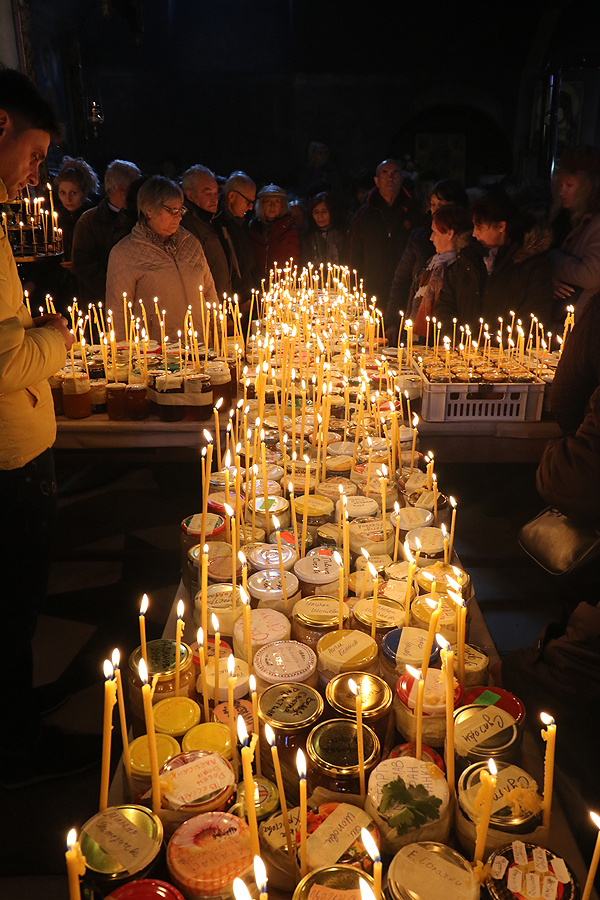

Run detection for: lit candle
[[65, 829, 86, 900], [393, 500, 401, 562], [233, 877, 252, 900], [437, 635, 455, 798], [138, 657, 161, 814], [227, 654, 239, 777], [582, 811, 600, 900], [300, 455, 311, 556], [174, 599, 184, 696], [448, 589, 466, 687], [421, 596, 441, 684], [214, 397, 224, 470], [201, 543, 209, 648], [473, 758, 498, 866], [379, 466, 388, 540], [448, 496, 457, 560], [111, 649, 133, 798], [212, 613, 220, 705], [139, 594, 148, 667], [265, 723, 294, 860], [403, 540, 416, 627], [238, 717, 260, 855], [442, 522, 449, 567], [249, 674, 261, 777], [297, 748, 308, 877], [224, 503, 238, 601], [271, 515, 288, 607], [348, 678, 366, 797], [333, 549, 345, 629], [540, 712, 556, 828], [254, 855, 268, 900], [197, 628, 210, 722], [99, 659, 117, 812], [361, 827, 381, 900], [368, 561, 379, 640], [406, 665, 424, 759]]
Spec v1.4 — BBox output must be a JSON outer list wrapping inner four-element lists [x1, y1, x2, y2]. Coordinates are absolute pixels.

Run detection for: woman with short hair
[[56, 156, 99, 259], [248, 184, 300, 279], [106, 175, 217, 341]]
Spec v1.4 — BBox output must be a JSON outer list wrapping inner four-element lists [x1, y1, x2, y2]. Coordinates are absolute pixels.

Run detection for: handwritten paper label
[[491, 855, 509, 879], [408, 667, 445, 710], [261, 808, 301, 849], [463, 765, 537, 815], [84, 808, 157, 873], [533, 846, 548, 873], [542, 875, 558, 900], [307, 804, 372, 869], [396, 627, 427, 664], [385, 561, 411, 580], [512, 840, 529, 866], [163, 754, 234, 810], [380, 581, 407, 604], [549, 858, 569, 884], [322, 630, 373, 665], [357, 599, 403, 626], [307, 886, 361, 900], [454, 706, 514, 755], [526, 872, 541, 897], [396, 844, 474, 900], [507, 867, 523, 893]]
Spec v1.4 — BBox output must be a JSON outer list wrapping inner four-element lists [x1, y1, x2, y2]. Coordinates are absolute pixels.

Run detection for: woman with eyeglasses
[[106, 175, 218, 341]]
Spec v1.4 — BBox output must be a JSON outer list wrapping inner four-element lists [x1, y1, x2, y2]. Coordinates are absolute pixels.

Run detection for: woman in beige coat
[[106, 175, 218, 342]]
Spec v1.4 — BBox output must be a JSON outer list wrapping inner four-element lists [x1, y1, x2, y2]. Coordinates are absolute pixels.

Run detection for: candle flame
[[197, 627, 204, 647], [111, 648, 120, 669], [591, 811, 600, 830], [367, 561, 377, 579], [272, 515, 280, 530], [405, 664, 422, 681], [240, 586, 249, 607], [436, 633, 450, 651], [253, 856, 267, 894], [66, 828, 77, 849], [211, 613, 220, 632], [140, 594, 149, 615], [224, 502, 234, 518], [138, 657, 148, 684], [447, 589, 465, 609], [441, 523, 447, 537], [203, 430, 213, 443], [333, 550, 343, 568], [348, 677, 359, 697], [237, 715, 248, 745], [360, 879, 376, 900], [177, 599, 184, 620], [228, 654, 235, 678], [233, 878, 252, 900], [249, 673, 256, 694], [360, 826, 380, 862], [238, 550, 247, 566], [264, 723, 275, 746], [540, 712, 555, 726], [103, 659, 114, 680], [215, 397, 224, 410], [450, 495, 457, 509], [296, 748, 306, 779], [404, 540, 414, 564], [489, 758, 498, 777]]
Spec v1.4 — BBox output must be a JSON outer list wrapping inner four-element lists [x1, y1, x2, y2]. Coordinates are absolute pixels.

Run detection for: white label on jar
[[512, 841, 529, 866], [163, 755, 234, 810], [412, 527, 443, 553], [380, 581, 407, 604], [533, 846, 549, 873], [260, 807, 301, 848], [542, 876, 558, 900], [526, 873, 541, 898], [306, 803, 372, 869], [507, 867, 523, 893], [369, 757, 442, 803], [403, 472, 428, 494], [455, 707, 514, 755], [187, 512, 220, 535], [398, 506, 430, 527], [396, 844, 474, 900], [303, 600, 339, 618], [188, 513, 204, 531], [234, 609, 288, 643], [549, 858, 569, 884], [451, 643, 487, 670], [408, 667, 445, 709], [207, 588, 235, 609], [491, 855, 510, 879], [396, 627, 427, 664], [323, 630, 373, 665], [84, 807, 158, 872], [463, 765, 537, 815], [362, 599, 403, 625], [307, 886, 360, 900]]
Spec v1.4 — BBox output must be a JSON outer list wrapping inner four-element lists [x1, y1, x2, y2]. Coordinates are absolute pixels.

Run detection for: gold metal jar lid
[[352, 596, 404, 630], [293, 865, 375, 900], [306, 717, 380, 775], [326, 673, 392, 721], [129, 639, 192, 683], [293, 596, 346, 628], [258, 682, 324, 731]]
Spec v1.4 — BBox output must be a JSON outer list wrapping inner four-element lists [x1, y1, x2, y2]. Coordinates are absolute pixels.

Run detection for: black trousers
[[0, 447, 57, 752]]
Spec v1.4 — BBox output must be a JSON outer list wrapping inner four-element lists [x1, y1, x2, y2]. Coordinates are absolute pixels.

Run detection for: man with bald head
[[349, 158, 421, 319], [182, 165, 232, 298], [220, 171, 259, 316]]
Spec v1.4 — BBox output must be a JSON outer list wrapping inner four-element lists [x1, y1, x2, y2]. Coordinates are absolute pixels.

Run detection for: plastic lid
[[253, 640, 317, 685], [294, 554, 341, 585], [166, 812, 252, 892], [212, 698, 253, 733], [389, 506, 433, 531], [152, 697, 201, 737], [316, 629, 378, 674], [201, 656, 249, 703], [294, 494, 334, 518], [232, 607, 290, 646], [396, 667, 463, 716], [105, 879, 185, 900], [406, 526, 445, 556], [129, 733, 181, 777], [247, 568, 300, 601], [381, 627, 441, 668], [342, 496, 380, 519], [462, 686, 525, 725], [182, 722, 232, 758]]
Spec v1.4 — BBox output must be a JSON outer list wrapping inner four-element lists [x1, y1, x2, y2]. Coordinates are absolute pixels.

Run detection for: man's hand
[[32, 313, 63, 327], [43, 316, 75, 350], [553, 279, 575, 301]]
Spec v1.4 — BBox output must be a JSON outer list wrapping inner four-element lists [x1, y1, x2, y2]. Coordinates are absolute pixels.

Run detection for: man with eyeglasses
[[220, 171, 259, 320], [182, 165, 233, 300]]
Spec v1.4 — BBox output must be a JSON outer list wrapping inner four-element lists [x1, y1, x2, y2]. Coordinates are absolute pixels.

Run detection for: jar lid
[[306, 718, 379, 775], [264, 463, 285, 482], [233, 607, 291, 646], [212, 698, 253, 733], [367, 757, 449, 835], [181, 722, 232, 758], [166, 812, 252, 893], [316, 629, 378, 674], [129, 734, 181, 777], [342, 495, 380, 519], [259, 682, 323, 730], [249, 495, 289, 515], [181, 512, 225, 538], [353, 597, 405, 629], [294, 494, 334, 517], [389, 743, 445, 773], [411, 595, 457, 629], [326, 673, 392, 720], [210, 468, 245, 488], [201, 656, 249, 703], [384, 560, 412, 581], [303, 803, 381, 872], [416, 562, 469, 592], [152, 697, 201, 737], [347, 569, 378, 597], [453, 704, 518, 759], [247, 568, 300, 601], [485, 844, 577, 900], [206, 491, 239, 516], [236, 775, 280, 822], [293, 597, 346, 628], [207, 556, 243, 582], [160, 750, 236, 810], [81, 805, 163, 877], [254, 640, 317, 685], [387, 842, 478, 900], [328, 441, 358, 456], [390, 506, 433, 531], [356, 553, 393, 573], [348, 517, 394, 555], [397, 668, 463, 717], [462, 686, 525, 725], [382, 627, 440, 669], [406, 526, 445, 557], [105, 879, 185, 900], [324, 456, 355, 475], [187, 541, 232, 566], [458, 761, 541, 831], [294, 554, 341, 584], [379, 579, 412, 604], [450, 642, 489, 676], [293, 865, 376, 900], [204, 583, 243, 612], [247, 542, 298, 571], [401, 470, 428, 494], [129, 640, 192, 683]]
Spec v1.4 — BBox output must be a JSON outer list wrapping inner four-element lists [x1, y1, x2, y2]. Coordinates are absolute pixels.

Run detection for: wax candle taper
[[65, 829, 86, 900], [540, 711, 556, 829], [111, 648, 133, 798], [138, 657, 161, 814], [406, 665, 424, 759], [99, 659, 117, 812], [473, 758, 497, 866], [264, 723, 294, 859], [238, 716, 260, 855], [348, 677, 366, 797], [197, 628, 210, 722], [212, 613, 220, 705], [361, 827, 381, 900], [582, 811, 600, 900], [174, 599, 184, 695], [249, 673, 261, 776], [437, 635, 455, 798], [227, 654, 239, 776], [139, 594, 148, 667], [297, 748, 308, 877]]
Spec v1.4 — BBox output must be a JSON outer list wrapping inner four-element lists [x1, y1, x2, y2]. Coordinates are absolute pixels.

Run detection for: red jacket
[[248, 213, 300, 281]]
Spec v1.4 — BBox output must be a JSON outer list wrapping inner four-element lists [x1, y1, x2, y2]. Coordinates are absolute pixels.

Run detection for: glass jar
[[89, 378, 107, 413], [205, 360, 232, 411], [325, 673, 392, 745], [166, 812, 252, 898], [291, 597, 348, 652], [195, 583, 244, 640], [181, 722, 232, 759], [389, 505, 434, 542], [462, 686, 525, 729], [348, 516, 395, 561], [105, 880, 185, 900], [292, 865, 376, 900], [186, 541, 232, 596], [106, 381, 128, 420], [232, 607, 291, 663], [293, 554, 345, 599], [341, 495, 380, 521], [315, 475, 357, 502], [181, 513, 227, 576], [128, 640, 196, 737], [235, 775, 280, 824], [316, 629, 379, 689], [154, 373, 185, 422], [306, 718, 380, 796], [246, 495, 291, 532], [394, 668, 463, 749], [380, 626, 441, 689], [128, 733, 181, 803], [125, 384, 149, 420], [451, 643, 490, 690], [386, 842, 479, 900], [406, 526, 446, 566], [293, 494, 334, 537], [247, 569, 301, 619], [453, 704, 520, 779], [62, 373, 92, 418], [246, 542, 298, 573], [410, 594, 458, 643], [253, 640, 318, 695], [184, 373, 212, 421], [350, 597, 405, 646]]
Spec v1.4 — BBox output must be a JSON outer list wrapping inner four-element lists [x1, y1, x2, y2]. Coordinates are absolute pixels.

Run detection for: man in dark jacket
[[182, 165, 233, 300], [220, 171, 259, 325], [71, 159, 141, 301], [349, 159, 421, 317]]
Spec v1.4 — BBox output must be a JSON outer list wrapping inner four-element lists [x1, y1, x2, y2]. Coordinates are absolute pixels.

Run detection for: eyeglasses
[[163, 205, 187, 217], [233, 190, 255, 207]]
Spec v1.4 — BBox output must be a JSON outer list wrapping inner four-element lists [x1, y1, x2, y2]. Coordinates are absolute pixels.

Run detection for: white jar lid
[[294, 554, 341, 585], [390, 506, 433, 531], [247, 543, 298, 572], [406, 526, 445, 556], [202, 656, 249, 702], [247, 568, 300, 601], [328, 441, 357, 456], [253, 640, 317, 685], [315, 476, 356, 501], [325, 455, 355, 473], [232, 608, 290, 655], [249, 495, 289, 516], [340, 495, 379, 519]]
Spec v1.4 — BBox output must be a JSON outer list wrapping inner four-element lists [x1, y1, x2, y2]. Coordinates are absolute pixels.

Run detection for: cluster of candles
[[2, 183, 63, 256]]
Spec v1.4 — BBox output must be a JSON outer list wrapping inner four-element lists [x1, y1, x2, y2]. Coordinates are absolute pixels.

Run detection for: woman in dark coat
[[248, 184, 300, 280], [300, 191, 347, 267]]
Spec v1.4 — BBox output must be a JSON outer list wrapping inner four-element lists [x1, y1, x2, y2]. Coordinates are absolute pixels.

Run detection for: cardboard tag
[[507, 867, 523, 893], [512, 840, 529, 866], [533, 846, 548, 873], [491, 855, 509, 879], [525, 872, 541, 898], [541, 875, 558, 900], [549, 858, 570, 884]]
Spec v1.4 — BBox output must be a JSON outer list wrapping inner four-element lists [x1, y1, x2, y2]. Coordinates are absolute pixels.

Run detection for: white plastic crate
[[419, 376, 545, 422]]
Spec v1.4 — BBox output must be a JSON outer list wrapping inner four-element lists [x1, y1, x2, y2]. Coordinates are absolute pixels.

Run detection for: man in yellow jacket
[[0, 70, 101, 787]]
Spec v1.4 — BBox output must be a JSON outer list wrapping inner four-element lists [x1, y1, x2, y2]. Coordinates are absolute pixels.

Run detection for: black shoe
[[0, 724, 102, 789], [34, 679, 72, 715]]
